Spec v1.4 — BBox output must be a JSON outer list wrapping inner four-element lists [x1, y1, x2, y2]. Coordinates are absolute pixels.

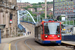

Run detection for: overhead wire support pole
[[45, 0, 47, 19], [53, 0, 55, 19], [20, 0, 22, 8]]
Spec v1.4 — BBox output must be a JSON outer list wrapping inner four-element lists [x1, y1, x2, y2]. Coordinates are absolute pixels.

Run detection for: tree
[[40, 13, 50, 19], [47, 2, 53, 4], [32, 5, 37, 12], [23, 5, 31, 10]]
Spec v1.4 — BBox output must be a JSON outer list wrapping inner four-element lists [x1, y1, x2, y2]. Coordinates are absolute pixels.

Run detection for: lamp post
[[0, 25, 5, 44], [53, 0, 55, 19], [45, 0, 47, 19]]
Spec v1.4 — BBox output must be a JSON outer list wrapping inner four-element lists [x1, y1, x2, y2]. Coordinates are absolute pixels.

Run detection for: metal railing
[[20, 21, 36, 25], [18, 24, 26, 32], [18, 10, 36, 24]]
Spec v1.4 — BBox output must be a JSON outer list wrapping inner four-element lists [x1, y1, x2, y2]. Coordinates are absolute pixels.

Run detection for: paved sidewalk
[[0, 35, 30, 50], [2, 36, 29, 43], [0, 43, 9, 50], [62, 41, 75, 46], [0, 25, 31, 50]]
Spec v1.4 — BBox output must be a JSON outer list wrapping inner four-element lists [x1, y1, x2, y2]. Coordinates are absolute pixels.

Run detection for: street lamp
[[0, 24, 5, 44]]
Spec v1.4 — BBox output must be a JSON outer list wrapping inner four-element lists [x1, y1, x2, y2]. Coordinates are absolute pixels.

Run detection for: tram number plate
[[51, 41, 56, 43]]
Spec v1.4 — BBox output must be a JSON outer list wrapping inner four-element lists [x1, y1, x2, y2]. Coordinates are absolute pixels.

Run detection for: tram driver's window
[[57, 26, 60, 34]]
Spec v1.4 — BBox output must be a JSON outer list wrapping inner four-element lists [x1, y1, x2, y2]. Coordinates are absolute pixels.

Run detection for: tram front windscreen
[[44, 23, 60, 34]]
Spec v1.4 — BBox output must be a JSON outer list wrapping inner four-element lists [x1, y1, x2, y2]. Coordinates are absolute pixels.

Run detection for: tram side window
[[56, 26, 60, 34], [38, 25, 43, 34], [41, 25, 43, 34]]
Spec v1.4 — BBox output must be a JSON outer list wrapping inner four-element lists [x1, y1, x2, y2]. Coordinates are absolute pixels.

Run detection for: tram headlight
[[45, 35, 48, 38], [58, 35, 60, 37]]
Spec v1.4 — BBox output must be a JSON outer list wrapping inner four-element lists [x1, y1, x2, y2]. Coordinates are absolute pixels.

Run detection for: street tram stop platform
[[62, 34, 75, 46], [62, 41, 75, 46]]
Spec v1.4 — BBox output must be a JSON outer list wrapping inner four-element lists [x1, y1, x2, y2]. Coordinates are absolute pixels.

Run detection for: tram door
[[35, 27, 38, 39], [35, 25, 43, 40]]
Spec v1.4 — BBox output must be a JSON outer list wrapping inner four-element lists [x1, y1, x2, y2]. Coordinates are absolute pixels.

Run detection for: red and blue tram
[[35, 19, 61, 44]]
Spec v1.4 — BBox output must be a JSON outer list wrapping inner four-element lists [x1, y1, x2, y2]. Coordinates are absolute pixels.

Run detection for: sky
[[17, 0, 53, 3]]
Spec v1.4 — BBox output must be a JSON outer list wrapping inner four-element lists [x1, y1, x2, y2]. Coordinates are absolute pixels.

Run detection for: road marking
[[15, 39, 25, 50], [25, 39, 32, 50], [9, 44, 11, 50], [15, 40, 19, 50]]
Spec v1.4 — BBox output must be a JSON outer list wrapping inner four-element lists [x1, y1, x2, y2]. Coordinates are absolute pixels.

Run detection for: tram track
[[24, 38, 56, 50], [24, 38, 73, 50], [25, 39, 32, 50]]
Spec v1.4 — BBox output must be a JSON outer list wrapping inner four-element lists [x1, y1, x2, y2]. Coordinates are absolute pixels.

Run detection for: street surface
[[11, 23, 73, 50]]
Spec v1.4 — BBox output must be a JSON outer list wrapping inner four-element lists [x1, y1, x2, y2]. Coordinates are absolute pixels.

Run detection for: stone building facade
[[0, 0, 18, 38]]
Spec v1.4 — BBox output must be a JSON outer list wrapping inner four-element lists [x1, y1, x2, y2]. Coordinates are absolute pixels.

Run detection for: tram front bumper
[[42, 40, 61, 44]]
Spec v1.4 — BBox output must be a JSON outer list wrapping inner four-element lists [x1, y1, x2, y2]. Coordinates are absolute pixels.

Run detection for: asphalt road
[[11, 23, 73, 50]]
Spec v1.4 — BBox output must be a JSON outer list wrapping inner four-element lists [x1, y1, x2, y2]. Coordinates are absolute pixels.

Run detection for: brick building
[[47, 4, 53, 11], [28, 8, 35, 12], [17, 2, 33, 10], [37, 8, 43, 12], [41, 4, 53, 11]]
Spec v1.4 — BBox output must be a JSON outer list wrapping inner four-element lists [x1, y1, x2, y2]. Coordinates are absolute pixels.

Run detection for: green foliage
[[59, 16, 62, 20], [23, 10, 37, 22], [28, 10, 37, 17], [63, 21, 74, 25], [32, 3, 39, 5], [47, 1, 53, 4], [32, 2, 53, 5], [18, 34, 20, 36], [38, 2, 44, 5], [32, 5, 37, 12], [23, 5, 32, 10], [23, 1, 53, 12], [40, 13, 51, 19]]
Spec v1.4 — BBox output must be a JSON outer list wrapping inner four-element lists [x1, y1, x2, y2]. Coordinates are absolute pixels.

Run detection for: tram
[[35, 19, 61, 44]]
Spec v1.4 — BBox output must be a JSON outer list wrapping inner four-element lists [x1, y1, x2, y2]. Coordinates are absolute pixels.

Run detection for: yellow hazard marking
[[62, 29, 66, 31], [9, 44, 11, 50]]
